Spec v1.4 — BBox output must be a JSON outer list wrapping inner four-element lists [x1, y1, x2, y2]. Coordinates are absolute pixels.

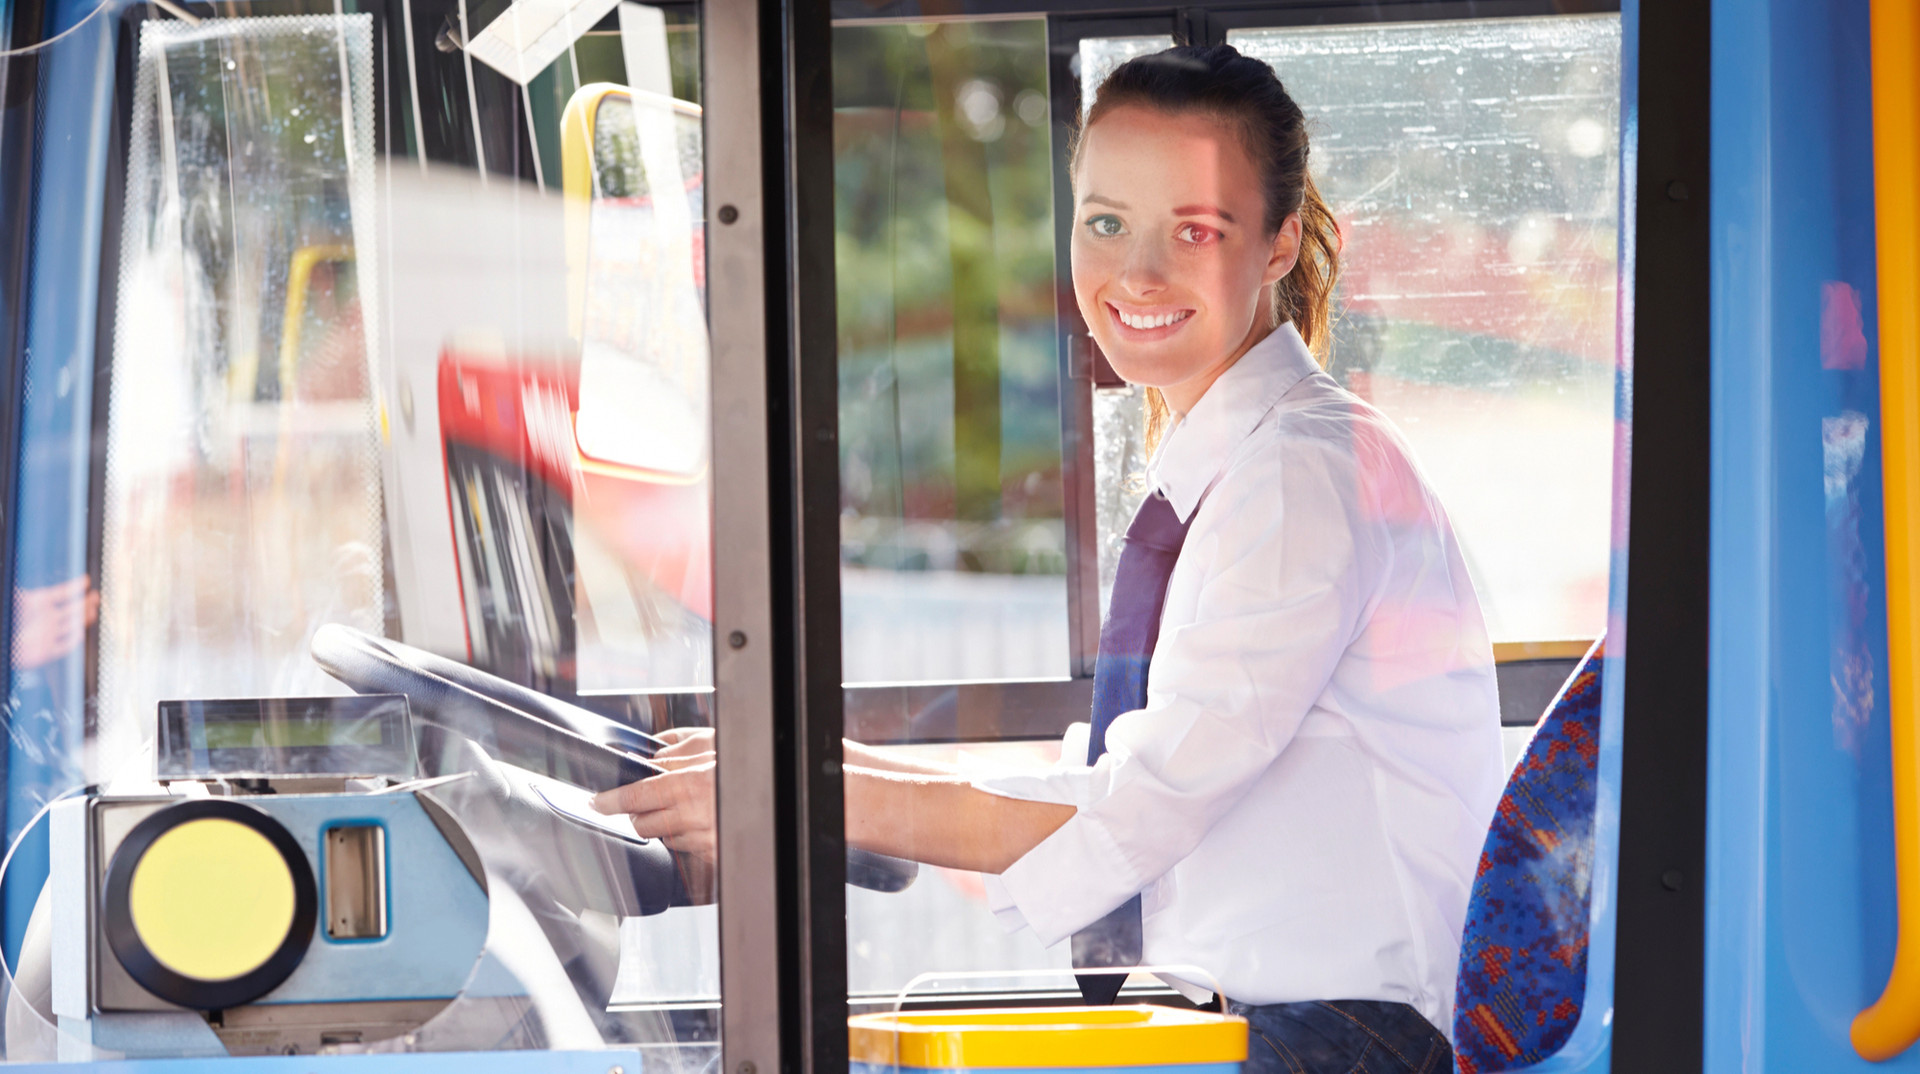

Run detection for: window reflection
[[1230, 15, 1620, 642], [1089, 16, 1619, 642]]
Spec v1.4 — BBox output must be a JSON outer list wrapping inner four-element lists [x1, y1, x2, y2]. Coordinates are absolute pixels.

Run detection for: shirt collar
[[1147, 323, 1321, 522]]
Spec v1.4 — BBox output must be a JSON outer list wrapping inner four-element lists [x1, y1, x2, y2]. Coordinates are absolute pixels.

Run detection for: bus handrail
[[1854, 0, 1920, 1061]]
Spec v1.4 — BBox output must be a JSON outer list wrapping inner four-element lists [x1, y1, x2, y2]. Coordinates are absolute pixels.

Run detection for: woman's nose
[[1117, 237, 1170, 295]]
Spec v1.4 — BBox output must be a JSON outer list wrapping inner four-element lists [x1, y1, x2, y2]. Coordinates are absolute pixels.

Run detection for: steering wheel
[[310, 624, 916, 893]]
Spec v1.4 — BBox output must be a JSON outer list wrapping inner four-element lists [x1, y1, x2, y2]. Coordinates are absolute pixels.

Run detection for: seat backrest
[[1452, 639, 1605, 1074]]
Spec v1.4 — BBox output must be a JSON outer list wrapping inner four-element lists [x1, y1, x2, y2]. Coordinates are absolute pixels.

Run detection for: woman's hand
[[653, 726, 714, 771], [593, 753, 717, 863], [589, 727, 1076, 876]]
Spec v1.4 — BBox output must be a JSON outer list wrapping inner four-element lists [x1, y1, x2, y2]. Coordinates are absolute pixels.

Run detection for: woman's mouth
[[1108, 303, 1194, 337]]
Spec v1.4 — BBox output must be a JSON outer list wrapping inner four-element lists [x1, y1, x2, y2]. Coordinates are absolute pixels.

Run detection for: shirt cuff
[[981, 873, 1031, 934], [970, 723, 1137, 947], [991, 810, 1143, 948]]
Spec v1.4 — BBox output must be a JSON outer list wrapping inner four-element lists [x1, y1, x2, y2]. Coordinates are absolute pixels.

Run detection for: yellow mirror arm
[[1855, 0, 1920, 1059]]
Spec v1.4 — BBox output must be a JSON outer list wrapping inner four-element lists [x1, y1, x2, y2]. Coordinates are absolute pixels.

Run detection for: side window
[[834, 20, 1067, 686], [1228, 15, 1622, 644], [1087, 17, 1621, 646]]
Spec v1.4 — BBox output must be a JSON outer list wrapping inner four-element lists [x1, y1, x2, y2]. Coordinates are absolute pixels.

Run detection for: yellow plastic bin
[[849, 1005, 1248, 1074]]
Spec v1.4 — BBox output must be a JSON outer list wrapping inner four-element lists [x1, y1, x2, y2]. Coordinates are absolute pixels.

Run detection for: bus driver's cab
[[19, 0, 1889, 1068], [0, 0, 1625, 1062]]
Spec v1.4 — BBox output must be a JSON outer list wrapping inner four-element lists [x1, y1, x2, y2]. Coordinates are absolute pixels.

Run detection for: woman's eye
[[1176, 223, 1221, 245], [1085, 214, 1125, 237]]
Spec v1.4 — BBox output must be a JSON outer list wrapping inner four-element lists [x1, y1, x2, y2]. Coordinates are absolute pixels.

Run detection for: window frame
[[818, 7, 1710, 1070], [0, 0, 45, 721], [3, 0, 1711, 1066]]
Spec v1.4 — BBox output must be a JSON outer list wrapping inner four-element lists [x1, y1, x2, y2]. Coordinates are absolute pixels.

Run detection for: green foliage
[[832, 19, 1065, 540]]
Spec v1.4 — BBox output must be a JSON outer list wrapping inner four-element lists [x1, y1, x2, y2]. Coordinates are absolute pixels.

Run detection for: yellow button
[[128, 817, 297, 981]]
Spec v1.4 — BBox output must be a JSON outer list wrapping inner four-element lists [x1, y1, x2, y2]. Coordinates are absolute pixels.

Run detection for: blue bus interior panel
[[1703, 0, 1920, 1069]]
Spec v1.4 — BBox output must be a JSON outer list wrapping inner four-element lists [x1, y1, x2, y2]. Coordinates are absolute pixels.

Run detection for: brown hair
[[1072, 44, 1341, 449]]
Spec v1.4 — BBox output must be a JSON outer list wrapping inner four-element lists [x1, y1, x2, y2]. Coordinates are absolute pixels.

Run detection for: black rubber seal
[[101, 798, 317, 1010]]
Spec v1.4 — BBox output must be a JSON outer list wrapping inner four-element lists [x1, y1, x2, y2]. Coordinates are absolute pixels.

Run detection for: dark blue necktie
[[1072, 490, 1192, 1005]]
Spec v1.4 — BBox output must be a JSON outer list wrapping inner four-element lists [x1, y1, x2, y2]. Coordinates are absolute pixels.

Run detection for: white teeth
[[1117, 308, 1190, 330]]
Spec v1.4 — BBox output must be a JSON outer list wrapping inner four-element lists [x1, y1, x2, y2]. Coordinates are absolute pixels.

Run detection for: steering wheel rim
[[368, 635, 666, 758], [311, 624, 660, 792]]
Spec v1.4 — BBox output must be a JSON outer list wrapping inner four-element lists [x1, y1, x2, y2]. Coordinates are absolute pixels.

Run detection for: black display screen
[[157, 696, 417, 779]]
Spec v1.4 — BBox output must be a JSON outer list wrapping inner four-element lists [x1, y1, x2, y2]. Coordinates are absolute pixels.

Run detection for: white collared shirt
[[976, 324, 1504, 1031]]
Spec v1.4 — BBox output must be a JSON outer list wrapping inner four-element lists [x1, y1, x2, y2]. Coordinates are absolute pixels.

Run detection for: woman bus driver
[[596, 45, 1506, 1074]]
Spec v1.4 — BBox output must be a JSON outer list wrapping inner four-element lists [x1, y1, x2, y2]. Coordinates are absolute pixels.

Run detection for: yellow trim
[[1856, 0, 1920, 1060], [1492, 640, 1596, 663], [847, 1006, 1247, 1068], [559, 83, 704, 341], [561, 82, 624, 341], [127, 818, 297, 982]]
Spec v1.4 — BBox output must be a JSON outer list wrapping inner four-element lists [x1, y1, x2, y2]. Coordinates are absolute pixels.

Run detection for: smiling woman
[[1070, 106, 1300, 417], [1071, 49, 1341, 441]]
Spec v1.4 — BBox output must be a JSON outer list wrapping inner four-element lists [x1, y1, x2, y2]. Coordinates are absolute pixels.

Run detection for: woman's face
[[1072, 105, 1300, 414]]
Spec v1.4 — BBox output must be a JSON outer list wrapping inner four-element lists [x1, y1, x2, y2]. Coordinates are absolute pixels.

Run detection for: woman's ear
[[1266, 212, 1303, 284]]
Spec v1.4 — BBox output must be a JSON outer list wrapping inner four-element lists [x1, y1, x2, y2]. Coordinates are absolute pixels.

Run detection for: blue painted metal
[[3, 0, 126, 970], [1703, 0, 1908, 1069], [250, 795, 489, 1004], [2, 1050, 646, 1073]]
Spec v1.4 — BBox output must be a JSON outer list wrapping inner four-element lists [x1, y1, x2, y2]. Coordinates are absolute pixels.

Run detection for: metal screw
[[738, 1063, 757, 1074], [718, 204, 740, 225], [1666, 179, 1689, 202], [822, 757, 842, 777], [1661, 869, 1684, 892], [728, 630, 748, 649]]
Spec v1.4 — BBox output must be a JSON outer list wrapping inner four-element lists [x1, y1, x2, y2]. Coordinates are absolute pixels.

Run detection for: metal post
[[780, 0, 851, 1065], [704, 0, 784, 1065], [707, 0, 847, 1068]]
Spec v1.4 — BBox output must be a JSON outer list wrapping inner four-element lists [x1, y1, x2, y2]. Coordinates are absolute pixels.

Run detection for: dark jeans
[[1228, 999, 1453, 1074]]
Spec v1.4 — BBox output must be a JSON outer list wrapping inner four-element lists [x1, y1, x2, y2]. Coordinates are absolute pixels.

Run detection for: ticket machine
[[3, 625, 910, 1061]]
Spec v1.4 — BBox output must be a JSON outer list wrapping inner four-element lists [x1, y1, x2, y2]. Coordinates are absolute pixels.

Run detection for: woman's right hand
[[653, 726, 713, 771]]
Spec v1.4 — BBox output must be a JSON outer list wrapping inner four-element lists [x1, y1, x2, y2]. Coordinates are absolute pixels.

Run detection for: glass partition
[[833, 16, 1083, 1004], [0, 0, 756, 1062]]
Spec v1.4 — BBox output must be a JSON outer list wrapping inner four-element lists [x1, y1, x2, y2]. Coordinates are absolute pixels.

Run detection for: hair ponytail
[[1273, 170, 1340, 364], [1075, 44, 1342, 451]]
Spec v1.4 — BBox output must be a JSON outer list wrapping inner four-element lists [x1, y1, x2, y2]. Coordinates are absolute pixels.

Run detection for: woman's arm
[[651, 728, 964, 778], [844, 767, 1075, 873], [593, 759, 1074, 874], [841, 739, 959, 777]]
